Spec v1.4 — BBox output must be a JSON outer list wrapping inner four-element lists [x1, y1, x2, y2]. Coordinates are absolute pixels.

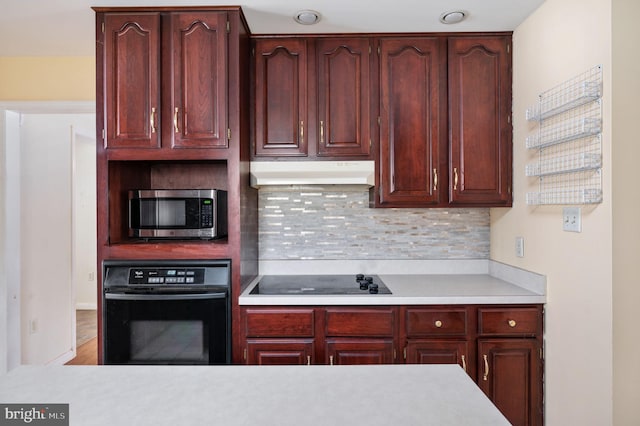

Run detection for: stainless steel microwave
[[128, 189, 227, 239]]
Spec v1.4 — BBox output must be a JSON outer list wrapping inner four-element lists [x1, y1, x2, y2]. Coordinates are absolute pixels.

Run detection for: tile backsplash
[[259, 185, 489, 260]]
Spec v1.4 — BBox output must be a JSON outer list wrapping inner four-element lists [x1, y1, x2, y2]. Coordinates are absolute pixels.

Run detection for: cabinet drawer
[[244, 308, 315, 337], [325, 308, 395, 337], [405, 307, 468, 337], [478, 307, 542, 336]]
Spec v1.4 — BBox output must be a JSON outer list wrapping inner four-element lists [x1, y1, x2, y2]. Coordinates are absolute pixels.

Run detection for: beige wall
[[0, 57, 94, 100], [491, 0, 615, 424], [611, 0, 640, 424]]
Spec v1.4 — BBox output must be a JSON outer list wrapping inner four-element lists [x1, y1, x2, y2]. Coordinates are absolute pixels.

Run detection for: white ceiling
[[0, 0, 544, 56]]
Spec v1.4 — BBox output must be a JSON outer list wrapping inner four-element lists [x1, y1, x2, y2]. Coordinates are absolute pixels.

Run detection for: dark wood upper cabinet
[[448, 36, 512, 206], [375, 35, 512, 207], [252, 34, 512, 201], [252, 37, 372, 159], [102, 11, 229, 151], [253, 39, 308, 157], [315, 38, 372, 157], [377, 37, 447, 206], [168, 12, 228, 149], [104, 13, 161, 149]]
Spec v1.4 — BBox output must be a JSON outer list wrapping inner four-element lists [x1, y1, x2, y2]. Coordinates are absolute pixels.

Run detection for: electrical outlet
[[30, 319, 38, 334], [563, 207, 582, 232], [515, 236, 525, 258]]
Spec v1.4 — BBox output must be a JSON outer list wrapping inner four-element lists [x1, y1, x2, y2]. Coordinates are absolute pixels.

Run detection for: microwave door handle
[[104, 292, 227, 301]]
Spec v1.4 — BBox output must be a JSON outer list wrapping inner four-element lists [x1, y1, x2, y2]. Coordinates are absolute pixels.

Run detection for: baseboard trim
[[48, 349, 75, 366], [76, 303, 97, 310]]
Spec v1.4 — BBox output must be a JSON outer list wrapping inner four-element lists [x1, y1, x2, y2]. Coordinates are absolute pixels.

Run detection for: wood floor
[[65, 310, 98, 365], [65, 337, 98, 365], [75, 309, 98, 346]]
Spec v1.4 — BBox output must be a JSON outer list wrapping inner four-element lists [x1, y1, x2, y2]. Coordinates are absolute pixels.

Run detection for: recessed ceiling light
[[294, 10, 321, 25], [439, 10, 467, 24]]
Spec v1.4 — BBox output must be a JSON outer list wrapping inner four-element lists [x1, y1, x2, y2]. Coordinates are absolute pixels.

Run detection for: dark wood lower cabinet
[[241, 304, 543, 426], [326, 338, 395, 365], [405, 340, 471, 377], [245, 338, 314, 365], [477, 339, 542, 426]]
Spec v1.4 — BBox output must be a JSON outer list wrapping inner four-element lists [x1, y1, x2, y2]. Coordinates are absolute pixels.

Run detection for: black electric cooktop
[[249, 274, 392, 295]]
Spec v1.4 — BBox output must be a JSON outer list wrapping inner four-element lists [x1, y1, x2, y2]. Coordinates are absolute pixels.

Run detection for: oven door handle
[[104, 292, 227, 301]]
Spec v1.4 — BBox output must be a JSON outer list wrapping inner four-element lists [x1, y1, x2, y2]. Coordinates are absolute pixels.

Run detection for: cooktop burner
[[249, 274, 392, 295]]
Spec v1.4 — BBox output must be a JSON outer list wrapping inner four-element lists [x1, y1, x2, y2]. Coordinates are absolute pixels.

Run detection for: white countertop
[[0, 364, 509, 426], [239, 273, 546, 306]]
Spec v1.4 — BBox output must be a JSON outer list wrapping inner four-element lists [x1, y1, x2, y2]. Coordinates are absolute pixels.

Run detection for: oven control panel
[[103, 260, 231, 289], [128, 268, 206, 285]]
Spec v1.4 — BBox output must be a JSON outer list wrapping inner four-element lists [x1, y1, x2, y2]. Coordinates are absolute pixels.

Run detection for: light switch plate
[[563, 207, 582, 232], [515, 236, 524, 257]]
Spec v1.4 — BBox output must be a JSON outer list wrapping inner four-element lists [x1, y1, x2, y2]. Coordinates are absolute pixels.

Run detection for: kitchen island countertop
[[0, 364, 510, 426]]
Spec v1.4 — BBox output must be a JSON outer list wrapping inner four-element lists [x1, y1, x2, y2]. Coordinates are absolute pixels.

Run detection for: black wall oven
[[102, 259, 230, 365]]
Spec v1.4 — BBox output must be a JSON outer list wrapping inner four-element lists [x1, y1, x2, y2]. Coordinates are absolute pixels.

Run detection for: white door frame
[[0, 101, 94, 372]]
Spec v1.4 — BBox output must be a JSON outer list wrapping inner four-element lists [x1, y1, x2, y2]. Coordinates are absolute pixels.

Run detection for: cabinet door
[[316, 38, 371, 157], [378, 37, 447, 206], [405, 340, 471, 376], [246, 339, 314, 365], [253, 39, 308, 157], [169, 12, 228, 149], [448, 36, 512, 206], [326, 338, 395, 365], [478, 339, 542, 426], [104, 13, 161, 149]]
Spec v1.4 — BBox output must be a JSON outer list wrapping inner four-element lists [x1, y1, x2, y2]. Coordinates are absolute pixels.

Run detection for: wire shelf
[[525, 117, 601, 149], [526, 189, 602, 205], [525, 65, 603, 206], [526, 80, 602, 122], [525, 152, 601, 177]]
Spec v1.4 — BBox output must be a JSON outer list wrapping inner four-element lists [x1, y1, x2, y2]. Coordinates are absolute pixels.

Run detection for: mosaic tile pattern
[[259, 185, 490, 260]]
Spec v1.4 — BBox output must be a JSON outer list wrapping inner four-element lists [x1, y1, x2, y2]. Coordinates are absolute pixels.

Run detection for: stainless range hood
[[250, 161, 375, 188]]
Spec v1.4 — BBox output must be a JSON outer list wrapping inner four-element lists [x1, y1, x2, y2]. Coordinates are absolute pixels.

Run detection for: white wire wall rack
[[525, 65, 603, 205]]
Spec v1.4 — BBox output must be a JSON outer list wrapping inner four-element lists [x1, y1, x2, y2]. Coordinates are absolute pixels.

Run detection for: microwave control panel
[[200, 199, 214, 227]]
